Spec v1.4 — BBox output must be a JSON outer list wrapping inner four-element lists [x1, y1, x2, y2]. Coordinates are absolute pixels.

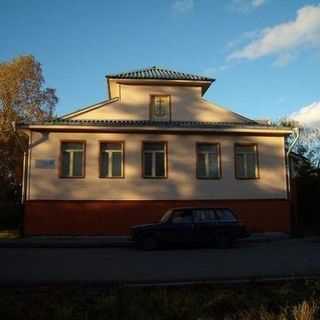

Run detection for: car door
[[165, 209, 195, 244], [214, 208, 238, 234], [192, 209, 217, 243]]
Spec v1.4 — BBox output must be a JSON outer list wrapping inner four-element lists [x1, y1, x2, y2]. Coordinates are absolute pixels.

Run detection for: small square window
[[150, 95, 171, 121]]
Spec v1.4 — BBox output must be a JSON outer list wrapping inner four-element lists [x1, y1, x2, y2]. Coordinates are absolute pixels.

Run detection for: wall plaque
[[34, 159, 56, 169]]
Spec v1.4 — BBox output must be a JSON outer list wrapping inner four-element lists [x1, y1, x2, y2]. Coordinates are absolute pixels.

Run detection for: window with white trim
[[143, 142, 167, 178], [100, 142, 124, 178], [61, 142, 85, 178], [235, 144, 258, 179], [196, 143, 220, 179]]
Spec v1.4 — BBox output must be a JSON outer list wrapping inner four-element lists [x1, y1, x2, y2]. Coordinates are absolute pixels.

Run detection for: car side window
[[193, 209, 216, 223], [171, 210, 193, 224], [215, 209, 237, 222]]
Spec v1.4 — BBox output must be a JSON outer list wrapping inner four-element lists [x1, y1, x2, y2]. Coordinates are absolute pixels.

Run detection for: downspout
[[286, 127, 300, 236], [287, 127, 300, 157], [21, 150, 27, 204], [286, 127, 300, 191]]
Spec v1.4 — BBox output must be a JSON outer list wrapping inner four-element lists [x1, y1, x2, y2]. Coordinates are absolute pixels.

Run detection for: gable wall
[[71, 84, 248, 122]]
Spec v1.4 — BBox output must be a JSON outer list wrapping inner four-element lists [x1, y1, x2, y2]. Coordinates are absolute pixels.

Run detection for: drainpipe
[[286, 127, 300, 236], [286, 127, 300, 189], [287, 127, 300, 157]]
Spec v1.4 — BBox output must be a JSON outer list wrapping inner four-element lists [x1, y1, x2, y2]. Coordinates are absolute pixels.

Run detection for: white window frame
[[197, 143, 220, 179], [100, 143, 124, 178], [143, 142, 167, 178], [235, 144, 258, 179], [61, 142, 85, 178]]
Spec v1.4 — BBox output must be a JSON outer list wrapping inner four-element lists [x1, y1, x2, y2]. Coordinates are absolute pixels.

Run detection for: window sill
[[59, 176, 85, 179], [197, 176, 222, 180], [143, 176, 168, 179], [99, 176, 125, 179]]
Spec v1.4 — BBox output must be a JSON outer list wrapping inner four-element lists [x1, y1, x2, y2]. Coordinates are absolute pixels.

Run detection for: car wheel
[[215, 233, 231, 249], [141, 235, 158, 251]]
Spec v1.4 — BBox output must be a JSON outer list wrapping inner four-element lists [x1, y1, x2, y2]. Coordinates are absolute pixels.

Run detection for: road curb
[[1, 274, 320, 289]]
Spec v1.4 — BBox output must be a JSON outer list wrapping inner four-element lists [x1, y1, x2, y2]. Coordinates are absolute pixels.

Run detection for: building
[[19, 66, 293, 236]]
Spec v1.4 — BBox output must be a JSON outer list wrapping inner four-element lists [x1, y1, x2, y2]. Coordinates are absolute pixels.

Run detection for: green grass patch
[[1, 280, 320, 319]]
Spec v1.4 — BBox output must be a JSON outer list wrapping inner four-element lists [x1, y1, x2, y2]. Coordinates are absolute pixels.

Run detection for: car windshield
[[160, 210, 173, 223]]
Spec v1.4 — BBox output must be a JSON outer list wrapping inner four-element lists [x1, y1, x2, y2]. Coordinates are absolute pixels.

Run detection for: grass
[[0, 202, 22, 239], [0, 202, 22, 240], [0, 228, 20, 239], [1, 280, 320, 320]]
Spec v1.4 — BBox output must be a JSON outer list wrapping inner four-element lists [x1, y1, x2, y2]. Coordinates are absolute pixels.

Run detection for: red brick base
[[23, 199, 291, 236]]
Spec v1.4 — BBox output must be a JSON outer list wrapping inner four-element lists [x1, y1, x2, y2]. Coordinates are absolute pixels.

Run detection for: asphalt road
[[1, 238, 320, 286]]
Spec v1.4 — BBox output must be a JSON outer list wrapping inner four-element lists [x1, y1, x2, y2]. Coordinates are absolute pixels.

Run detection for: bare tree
[[279, 118, 320, 169]]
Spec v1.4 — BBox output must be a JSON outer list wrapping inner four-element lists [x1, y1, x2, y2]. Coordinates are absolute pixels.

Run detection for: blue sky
[[1, 0, 320, 124]]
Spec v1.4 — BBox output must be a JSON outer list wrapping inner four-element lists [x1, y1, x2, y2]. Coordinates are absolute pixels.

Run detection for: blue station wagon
[[130, 207, 249, 250]]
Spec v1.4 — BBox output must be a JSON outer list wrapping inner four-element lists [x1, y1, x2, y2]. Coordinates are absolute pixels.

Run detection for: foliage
[[0, 55, 57, 210], [0, 280, 320, 320], [0, 55, 57, 136], [277, 118, 320, 172], [297, 127, 320, 168]]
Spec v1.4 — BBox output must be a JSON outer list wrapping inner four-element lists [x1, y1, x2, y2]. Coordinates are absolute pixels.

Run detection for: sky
[[1, 0, 320, 126]]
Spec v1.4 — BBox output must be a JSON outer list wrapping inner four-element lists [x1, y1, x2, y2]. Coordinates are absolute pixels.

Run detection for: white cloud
[[273, 52, 297, 67], [227, 30, 259, 49], [228, 4, 320, 62], [231, 0, 267, 13], [173, 0, 194, 13], [203, 64, 230, 76], [252, 0, 266, 8], [290, 101, 320, 128]]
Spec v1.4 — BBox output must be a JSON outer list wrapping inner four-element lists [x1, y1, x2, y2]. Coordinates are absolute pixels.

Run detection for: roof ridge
[[106, 66, 214, 82], [107, 66, 159, 77]]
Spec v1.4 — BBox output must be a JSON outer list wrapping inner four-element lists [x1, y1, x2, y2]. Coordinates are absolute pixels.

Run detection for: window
[[235, 144, 258, 179], [193, 209, 216, 223], [60, 142, 85, 178], [215, 209, 237, 222], [143, 142, 167, 178], [150, 95, 171, 121], [171, 210, 193, 224], [196, 143, 220, 179], [100, 142, 124, 178]]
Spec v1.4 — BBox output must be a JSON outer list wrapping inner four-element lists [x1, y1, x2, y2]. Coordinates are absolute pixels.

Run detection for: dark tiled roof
[[106, 66, 214, 82], [19, 119, 291, 131]]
